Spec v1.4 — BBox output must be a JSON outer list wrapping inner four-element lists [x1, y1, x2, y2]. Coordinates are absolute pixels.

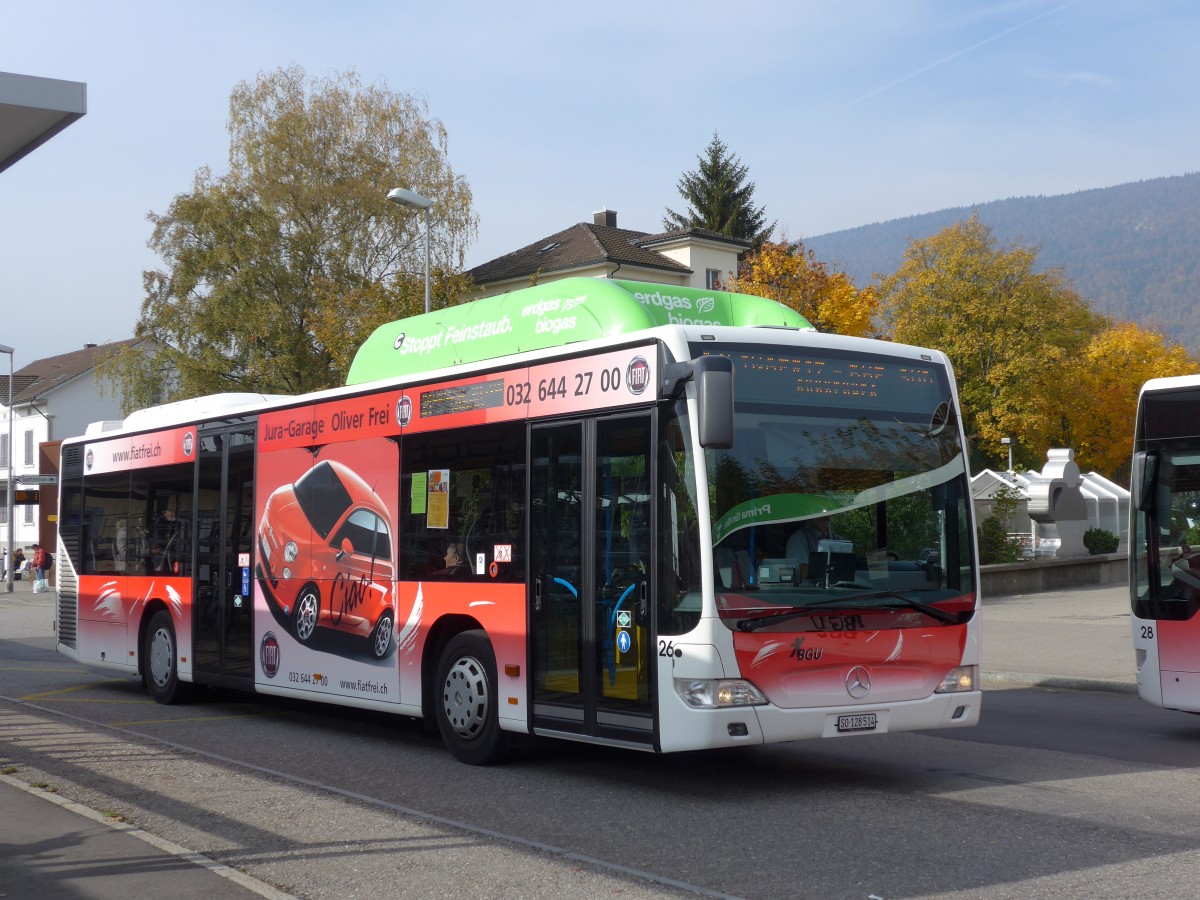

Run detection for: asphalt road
[[7, 582, 1200, 899]]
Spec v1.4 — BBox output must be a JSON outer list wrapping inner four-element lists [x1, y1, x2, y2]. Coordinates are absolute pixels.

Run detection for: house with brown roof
[[465, 209, 750, 299], [0, 339, 154, 558]]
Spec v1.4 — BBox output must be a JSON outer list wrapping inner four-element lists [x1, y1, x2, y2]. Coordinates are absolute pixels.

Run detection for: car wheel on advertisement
[[144, 609, 192, 705], [370, 610, 395, 660], [293, 584, 320, 643], [436, 630, 507, 765]]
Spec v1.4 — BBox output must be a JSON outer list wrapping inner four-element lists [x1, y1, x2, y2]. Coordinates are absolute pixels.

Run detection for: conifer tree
[[663, 132, 774, 246]]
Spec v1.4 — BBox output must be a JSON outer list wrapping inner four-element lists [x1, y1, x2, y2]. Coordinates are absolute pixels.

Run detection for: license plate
[[836, 712, 878, 733]]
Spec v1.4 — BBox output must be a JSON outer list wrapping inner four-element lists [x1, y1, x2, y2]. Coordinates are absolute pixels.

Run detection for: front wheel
[[144, 609, 191, 704], [435, 630, 507, 765], [292, 585, 320, 643]]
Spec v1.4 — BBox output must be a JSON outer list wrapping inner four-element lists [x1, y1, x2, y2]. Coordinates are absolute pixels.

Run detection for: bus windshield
[[699, 344, 975, 630], [1131, 384, 1200, 621]]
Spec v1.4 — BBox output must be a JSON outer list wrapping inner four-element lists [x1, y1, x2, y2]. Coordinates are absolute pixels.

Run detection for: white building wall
[[971, 462, 1131, 556], [2, 370, 127, 559], [651, 241, 741, 288], [1, 403, 49, 555], [45, 373, 127, 441]]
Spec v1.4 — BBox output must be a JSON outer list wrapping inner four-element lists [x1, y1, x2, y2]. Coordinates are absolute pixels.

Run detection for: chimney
[[593, 209, 617, 228]]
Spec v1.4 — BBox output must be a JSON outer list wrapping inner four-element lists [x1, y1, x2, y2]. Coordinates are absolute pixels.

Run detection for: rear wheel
[[435, 630, 507, 765], [370, 610, 395, 660], [144, 610, 191, 704]]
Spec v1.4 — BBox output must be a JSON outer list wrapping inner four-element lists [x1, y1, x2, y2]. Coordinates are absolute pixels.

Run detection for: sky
[[2, 0, 1197, 364]]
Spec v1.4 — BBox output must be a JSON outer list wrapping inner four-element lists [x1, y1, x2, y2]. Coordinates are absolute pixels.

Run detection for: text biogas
[[633, 289, 719, 325]]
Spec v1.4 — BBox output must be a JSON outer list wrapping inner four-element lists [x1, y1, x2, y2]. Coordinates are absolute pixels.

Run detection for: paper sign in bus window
[[428, 469, 450, 529], [410, 471, 427, 514]]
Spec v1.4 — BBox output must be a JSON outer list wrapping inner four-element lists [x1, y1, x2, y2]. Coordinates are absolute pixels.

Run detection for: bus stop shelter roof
[[0, 71, 86, 174]]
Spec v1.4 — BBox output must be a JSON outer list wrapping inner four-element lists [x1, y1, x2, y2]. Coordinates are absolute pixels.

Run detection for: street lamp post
[[386, 187, 434, 314], [0, 343, 13, 593]]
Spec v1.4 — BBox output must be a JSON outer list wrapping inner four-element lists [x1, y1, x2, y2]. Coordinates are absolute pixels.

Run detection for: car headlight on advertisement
[[284, 541, 299, 563], [282, 567, 292, 580], [935, 665, 978, 693], [675, 678, 767, 708]]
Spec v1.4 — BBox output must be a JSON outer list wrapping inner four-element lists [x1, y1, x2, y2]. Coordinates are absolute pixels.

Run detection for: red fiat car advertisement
[[258, 458, 397, 660]]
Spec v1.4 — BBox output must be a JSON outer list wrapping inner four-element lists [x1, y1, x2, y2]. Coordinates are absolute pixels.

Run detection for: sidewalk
[[981, 580, 1137, 693], [0, 576, 290, 899], [0, 774, 288, 899]]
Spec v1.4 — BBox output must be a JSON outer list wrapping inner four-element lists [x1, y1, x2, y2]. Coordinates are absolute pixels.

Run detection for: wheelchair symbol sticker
[[617, 630, 632, 654]]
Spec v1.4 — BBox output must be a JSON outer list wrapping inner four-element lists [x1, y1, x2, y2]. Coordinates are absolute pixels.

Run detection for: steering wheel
[[1170, 550, 1200, 593]]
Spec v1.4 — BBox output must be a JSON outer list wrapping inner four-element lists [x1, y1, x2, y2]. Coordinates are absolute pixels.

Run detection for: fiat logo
[[260, 632, 281, 678], [627, 356, 650, 395], [396, 395, 413, 427], [845, 666, 871, 699]]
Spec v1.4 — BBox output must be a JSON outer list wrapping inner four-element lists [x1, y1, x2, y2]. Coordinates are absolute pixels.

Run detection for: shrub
[[1083, 527, 1119, 555], [978, 516, 1021, 564]]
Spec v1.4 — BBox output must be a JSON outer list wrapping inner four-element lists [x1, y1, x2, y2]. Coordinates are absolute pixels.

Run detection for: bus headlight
[[284, 541, 299, 563], [676, 678, 767, 708], [935, 665, 978, 693]]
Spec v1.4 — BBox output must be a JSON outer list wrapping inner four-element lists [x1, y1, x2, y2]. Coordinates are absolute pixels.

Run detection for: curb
[[983, 671, 1138, 695]]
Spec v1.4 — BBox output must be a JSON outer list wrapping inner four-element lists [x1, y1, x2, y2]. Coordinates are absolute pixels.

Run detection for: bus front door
[[530, 414, 656, 747], [192, 423, 256, 688]]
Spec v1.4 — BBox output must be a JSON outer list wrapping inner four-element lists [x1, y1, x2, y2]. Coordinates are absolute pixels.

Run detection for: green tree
[[663, 132, 774, 246], [103, 66, 477, 409], [878, 215, 1106, 471]]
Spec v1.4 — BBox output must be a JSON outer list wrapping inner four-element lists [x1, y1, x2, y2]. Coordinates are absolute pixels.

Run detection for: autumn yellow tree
[[878, 216, 1106, 469], [728, 240, 878, 336], [1062, 322, 1198, 477]]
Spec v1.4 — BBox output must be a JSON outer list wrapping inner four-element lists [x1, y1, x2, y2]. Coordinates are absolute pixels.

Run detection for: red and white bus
[[1130, 374, 1200, 710], [55, 277, 981, 763]]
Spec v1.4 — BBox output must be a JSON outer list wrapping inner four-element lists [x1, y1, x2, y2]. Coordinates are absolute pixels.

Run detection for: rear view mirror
[[695, 356, 734, 449], [1132, 450, 1158, 513]]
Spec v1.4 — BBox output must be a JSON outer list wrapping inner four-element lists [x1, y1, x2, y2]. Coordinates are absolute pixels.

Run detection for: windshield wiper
[[735, 596, 862, 632], [834, 590, 967, 625]]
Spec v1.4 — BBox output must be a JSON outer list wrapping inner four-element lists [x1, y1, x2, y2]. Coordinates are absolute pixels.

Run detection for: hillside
[[803, 173, 1200, 353]]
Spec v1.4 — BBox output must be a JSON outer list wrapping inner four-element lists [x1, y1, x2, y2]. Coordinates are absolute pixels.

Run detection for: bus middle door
[[192, 422, 256, 688], [530, 413, 655, 747]]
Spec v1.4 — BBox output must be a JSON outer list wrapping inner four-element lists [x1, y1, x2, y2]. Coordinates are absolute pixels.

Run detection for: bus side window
[[399, 422, 527, 583]]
